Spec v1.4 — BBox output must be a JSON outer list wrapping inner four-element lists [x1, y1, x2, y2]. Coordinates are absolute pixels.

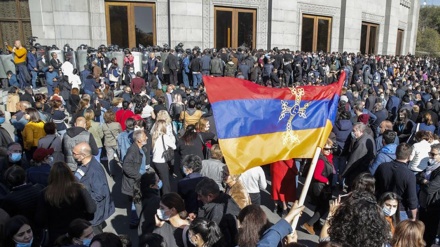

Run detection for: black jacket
[[122, 143, 145, 196], [375, 160, 418, 211], [166, 53, 179, 70], [417, 166, 440, 210]]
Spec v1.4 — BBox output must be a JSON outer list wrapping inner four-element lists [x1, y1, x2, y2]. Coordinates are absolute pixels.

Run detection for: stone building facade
[[1, 0, 420, 55]]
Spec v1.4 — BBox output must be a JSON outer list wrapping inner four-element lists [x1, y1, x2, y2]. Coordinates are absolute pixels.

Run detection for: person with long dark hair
[[54, 218, 94, 247], [236, 205, 271, 247], [188, 218, 224, 247], [36, 162, 96, 245], [178, 124, 214, 163], [154, 193, 191, 247], [378, 192, 401, 235], [3, 215, 37, 247]]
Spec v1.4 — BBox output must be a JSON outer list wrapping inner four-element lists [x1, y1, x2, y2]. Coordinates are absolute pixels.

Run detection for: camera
[[28, 36, 38, 46]]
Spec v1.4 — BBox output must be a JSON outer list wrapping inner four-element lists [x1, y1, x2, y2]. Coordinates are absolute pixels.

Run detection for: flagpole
[[291, 146, 322, 230]]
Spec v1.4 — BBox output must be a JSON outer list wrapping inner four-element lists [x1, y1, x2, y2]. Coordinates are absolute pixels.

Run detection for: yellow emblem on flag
[[279, 87, 311, 145]]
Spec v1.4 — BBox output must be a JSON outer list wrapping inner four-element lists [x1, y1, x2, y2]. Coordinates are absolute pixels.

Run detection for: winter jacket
[[210, 57, 224, 76], [224, 62, 237, 77], [63, 127, 99, 171], [22, 121, 46, 150], [201, 55, 211, 71], [122, 143, 149, 196], [179, 108, 203, 129], [370, 143, 397, 175], [332, 119, 353, 156], [77, 157, 115, 226]]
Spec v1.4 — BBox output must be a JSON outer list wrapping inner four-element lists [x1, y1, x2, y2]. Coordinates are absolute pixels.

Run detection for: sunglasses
[[323, 148, 333, 151]]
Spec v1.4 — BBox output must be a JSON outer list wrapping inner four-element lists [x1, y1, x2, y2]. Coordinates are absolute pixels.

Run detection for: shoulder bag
[[161, 134, 174, 162]]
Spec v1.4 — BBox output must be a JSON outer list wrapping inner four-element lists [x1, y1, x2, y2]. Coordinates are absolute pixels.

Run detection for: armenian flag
[[203, 72, 346, 174]]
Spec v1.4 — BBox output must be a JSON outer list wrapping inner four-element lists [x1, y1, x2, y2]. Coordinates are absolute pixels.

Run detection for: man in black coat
[[165, 49, 179, 85], [178, 154, 205, 214], [196, 178, 240, 247], [375, 143, 418, 221], [417, 143, 440, 245], [342, 122, 376, 188]]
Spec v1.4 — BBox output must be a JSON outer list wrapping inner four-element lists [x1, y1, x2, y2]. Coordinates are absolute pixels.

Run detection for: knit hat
[[33, 148, 54, 162]]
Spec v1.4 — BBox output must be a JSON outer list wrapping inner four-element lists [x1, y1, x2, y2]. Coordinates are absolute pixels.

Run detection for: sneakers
[[301, 223, 316, 235]]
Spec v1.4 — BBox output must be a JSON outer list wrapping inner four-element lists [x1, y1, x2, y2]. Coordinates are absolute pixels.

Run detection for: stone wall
[[29, 0, 106, 48], [26, 0, 419, 54]]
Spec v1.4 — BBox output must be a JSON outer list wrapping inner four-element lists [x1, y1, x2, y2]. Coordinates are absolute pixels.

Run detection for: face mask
[[351, 132, 356, 139], [157, 180, 163, 190], [0, 117, 5, 124], [382, 206, 397, 217], [46, 156, 54, 165], [429, 158, 437, 165], [134, 126, 142, 131], [380, 95, 385, 99], [82, 238, 92, 246], [10, 153, 22, 162], [15, 238, 33, 247], [189, 234, 197, 246], [183, 168, 189, 176], [156, 208, 170, 221]]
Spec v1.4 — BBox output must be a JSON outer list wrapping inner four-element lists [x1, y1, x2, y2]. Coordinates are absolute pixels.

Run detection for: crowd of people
[[0, 39, 439, 247]]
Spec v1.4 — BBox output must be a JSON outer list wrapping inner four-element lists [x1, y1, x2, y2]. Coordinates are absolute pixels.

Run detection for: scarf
[[425, 160, 440, 180]]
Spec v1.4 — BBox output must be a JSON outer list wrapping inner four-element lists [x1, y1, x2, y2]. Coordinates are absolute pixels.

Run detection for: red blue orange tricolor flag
[[203, 72, 346, 174]]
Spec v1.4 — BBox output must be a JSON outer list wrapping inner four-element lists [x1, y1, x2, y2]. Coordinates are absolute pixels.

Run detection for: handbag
[[197, 133, 211, 159], [161, 134, 174, 162]]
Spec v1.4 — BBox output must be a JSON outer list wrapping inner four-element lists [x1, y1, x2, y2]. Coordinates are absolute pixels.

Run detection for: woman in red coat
[[301, 139, 335, 235], [270, 158, 297, 216]]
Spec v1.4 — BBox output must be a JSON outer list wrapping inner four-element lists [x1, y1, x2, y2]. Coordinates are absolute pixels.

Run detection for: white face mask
[[382, 206, 397, 217], [429, 158, 437, 166]]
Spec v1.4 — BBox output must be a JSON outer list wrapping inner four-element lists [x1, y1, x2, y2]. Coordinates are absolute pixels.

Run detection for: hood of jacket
[[186, 108, 197, 116], [380, 143, 398, 154], [335, 119, 353, 131], [66, 126, 87, 138]]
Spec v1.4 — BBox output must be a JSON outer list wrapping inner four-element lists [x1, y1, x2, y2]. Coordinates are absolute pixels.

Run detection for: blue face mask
[[157, 180, 163, 190], [82, 238, 92, 246], [10, 153, 22, 162], [15, 238, 33, 247], [0, 117, 5, 124]]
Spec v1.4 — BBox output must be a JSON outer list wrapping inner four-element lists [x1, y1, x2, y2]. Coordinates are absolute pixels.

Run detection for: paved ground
[[0, 88, 320, 246]]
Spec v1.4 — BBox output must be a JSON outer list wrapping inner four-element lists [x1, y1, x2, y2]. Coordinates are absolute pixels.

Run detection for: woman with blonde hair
[[222, 166, 251, 209], [84, 109, 104, 162], [151, 119, 176, 194], [391, 220, 426, 247], [22, 107, 46, 161], [151, 110, 173, 137]]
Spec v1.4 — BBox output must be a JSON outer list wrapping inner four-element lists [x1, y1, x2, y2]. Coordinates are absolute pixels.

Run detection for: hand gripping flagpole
[[291, 146, 322, 230]]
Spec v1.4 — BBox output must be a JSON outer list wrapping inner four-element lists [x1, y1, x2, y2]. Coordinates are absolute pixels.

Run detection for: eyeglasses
[[323, 148, 333, 151], [429, 152, 439, 157]]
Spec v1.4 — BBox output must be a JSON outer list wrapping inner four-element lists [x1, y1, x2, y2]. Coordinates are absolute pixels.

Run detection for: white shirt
[[409, 140, 440, 172], [69, 74, 82, 89], [152, 133, 176, 163], [239, 166, 267, 193], [141, 104, 154, 118]]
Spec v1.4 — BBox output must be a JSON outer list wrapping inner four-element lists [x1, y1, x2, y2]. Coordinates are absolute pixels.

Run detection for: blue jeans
[[30, 70, 38, 88], [172, 121, 183, 135], [183, 72, 190, 88], [192, 73, 202, 89], [47, 84, 55, 97]]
